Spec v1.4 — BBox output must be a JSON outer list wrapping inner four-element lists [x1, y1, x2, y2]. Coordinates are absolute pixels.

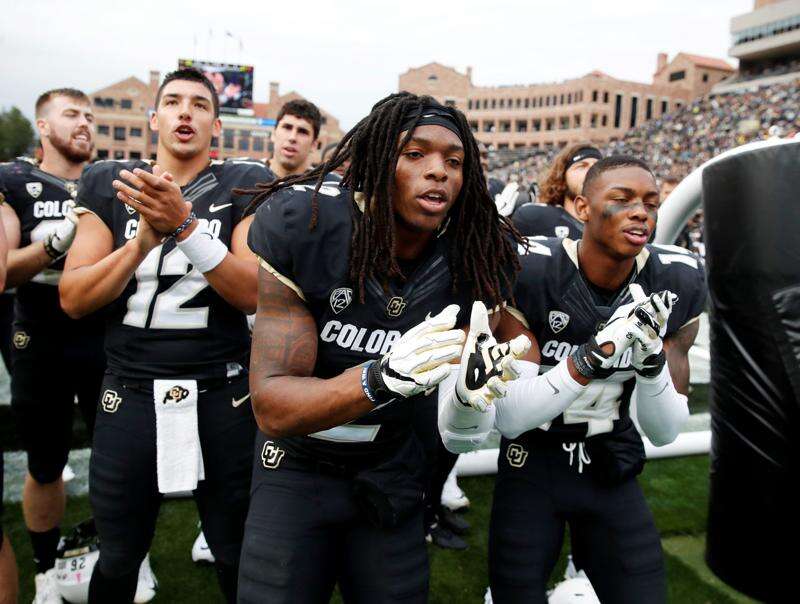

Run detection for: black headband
[[565, 146, 602, 170], [399, 105, 463, 141]]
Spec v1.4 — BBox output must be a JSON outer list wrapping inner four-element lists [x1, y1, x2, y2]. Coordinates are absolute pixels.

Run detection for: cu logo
[[386, 296, 407, 318], [261, 441, 285, 469], [101, 389, 122, 413], [12, 331, 30, 349], [506, 443, 529, 468]]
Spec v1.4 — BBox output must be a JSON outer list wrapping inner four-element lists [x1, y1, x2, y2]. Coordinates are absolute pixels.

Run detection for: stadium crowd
[[490, 76, 800, 187]]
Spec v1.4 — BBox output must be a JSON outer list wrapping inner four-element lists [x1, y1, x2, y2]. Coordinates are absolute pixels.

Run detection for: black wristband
[[571, 338, 614, 380], [43, 234, 63, 260], [364, 359, 396, 406], [170, 212, 196, 238], [635, 349, 666, 378]]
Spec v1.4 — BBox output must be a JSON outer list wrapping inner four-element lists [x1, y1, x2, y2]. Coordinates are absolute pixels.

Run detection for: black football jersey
[[0, 158, 87, 323], [509, 237, 706, 440], [248, 182, 513, 467], [512, 203, 583, 239], [76, 158, 273, 379]]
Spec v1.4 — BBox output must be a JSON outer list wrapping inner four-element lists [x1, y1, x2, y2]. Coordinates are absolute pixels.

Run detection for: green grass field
[[3, 454, 754, 603], [2, 376, 753, 602]]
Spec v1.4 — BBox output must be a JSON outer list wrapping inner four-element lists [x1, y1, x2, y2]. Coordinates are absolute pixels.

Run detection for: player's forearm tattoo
[[251, 269, 318, 381]]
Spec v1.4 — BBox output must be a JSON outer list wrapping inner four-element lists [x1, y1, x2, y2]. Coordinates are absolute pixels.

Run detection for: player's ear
[[212, 117, 222, 137], [574, 194, 591, 222], [36, 118, 50, 139], [149, 110, 159, 133]]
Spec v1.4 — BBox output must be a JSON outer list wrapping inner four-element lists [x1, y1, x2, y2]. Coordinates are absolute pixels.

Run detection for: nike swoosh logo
[[209, 202, 233, 213], [546, 378, 559, 395], [232, 393, 251, 407]]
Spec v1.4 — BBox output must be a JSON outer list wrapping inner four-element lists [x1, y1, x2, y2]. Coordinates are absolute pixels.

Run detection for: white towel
[[154, 379, 205, 494]]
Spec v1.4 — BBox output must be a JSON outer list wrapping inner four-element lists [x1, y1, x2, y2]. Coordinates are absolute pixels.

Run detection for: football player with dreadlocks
[[240, 92, 528, 603]]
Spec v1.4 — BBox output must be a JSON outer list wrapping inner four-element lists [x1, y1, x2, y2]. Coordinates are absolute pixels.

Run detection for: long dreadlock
[[241, 91, 524, 309]]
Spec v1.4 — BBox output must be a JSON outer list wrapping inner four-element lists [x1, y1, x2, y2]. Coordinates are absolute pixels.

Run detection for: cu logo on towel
[[261, 441, 285, 469], [163, 386, 189, 405], [506, 444, 529, 468]]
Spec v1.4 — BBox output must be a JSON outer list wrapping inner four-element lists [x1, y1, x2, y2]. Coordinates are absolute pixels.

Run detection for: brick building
[[89, 71, 343, 163], [399, 53, 733, 150]]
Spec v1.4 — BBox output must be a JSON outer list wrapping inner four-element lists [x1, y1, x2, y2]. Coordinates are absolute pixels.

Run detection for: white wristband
[[176, 221, 228, 273]]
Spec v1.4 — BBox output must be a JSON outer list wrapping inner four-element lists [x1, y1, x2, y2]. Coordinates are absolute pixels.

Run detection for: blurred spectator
[[512, 142, 600, 239]]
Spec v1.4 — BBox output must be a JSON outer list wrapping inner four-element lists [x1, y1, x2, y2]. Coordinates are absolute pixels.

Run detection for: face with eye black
[[575, 165, 660, 259], [392, 124, 464, 233]]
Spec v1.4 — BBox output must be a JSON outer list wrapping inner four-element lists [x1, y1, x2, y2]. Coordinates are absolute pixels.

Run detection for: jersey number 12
[[123, 245, 209, 329]]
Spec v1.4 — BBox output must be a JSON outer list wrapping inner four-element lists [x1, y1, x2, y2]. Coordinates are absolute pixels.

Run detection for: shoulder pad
[[0, 158, 34, 176], [518, 235, 562, 258], [88, 158, 147, 173], [223, 157, 268, 167], [647, 244, 702, 272], [266, 181, 349, 229], [218, 158, 272, 178], [249, 183, 352, 296], [644, 244, 707, 330]]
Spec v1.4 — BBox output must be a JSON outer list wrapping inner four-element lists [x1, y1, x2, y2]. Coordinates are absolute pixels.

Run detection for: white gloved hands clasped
[[454, 302, 531, 411], [366, 305, 465, 402]]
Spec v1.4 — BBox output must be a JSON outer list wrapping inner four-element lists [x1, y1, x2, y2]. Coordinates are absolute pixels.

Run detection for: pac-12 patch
[[26, 182, 42, 198], [329, 287, 353, 314], [548, 311, 570, 334]]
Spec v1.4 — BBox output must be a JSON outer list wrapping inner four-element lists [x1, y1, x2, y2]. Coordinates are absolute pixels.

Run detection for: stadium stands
[[489, 77, 800, 187]]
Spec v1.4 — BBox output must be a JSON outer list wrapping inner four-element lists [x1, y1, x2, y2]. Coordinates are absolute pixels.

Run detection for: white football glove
[[46, 200, 79, 255], [454, 302, 531, 412], [629, 321, 666, 377], [364, 304, 465, 403], [628, 290, 676, 377], [571, 283, 651, 378], [632, 290, 678, 339], [494, 182, 519, 217]]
